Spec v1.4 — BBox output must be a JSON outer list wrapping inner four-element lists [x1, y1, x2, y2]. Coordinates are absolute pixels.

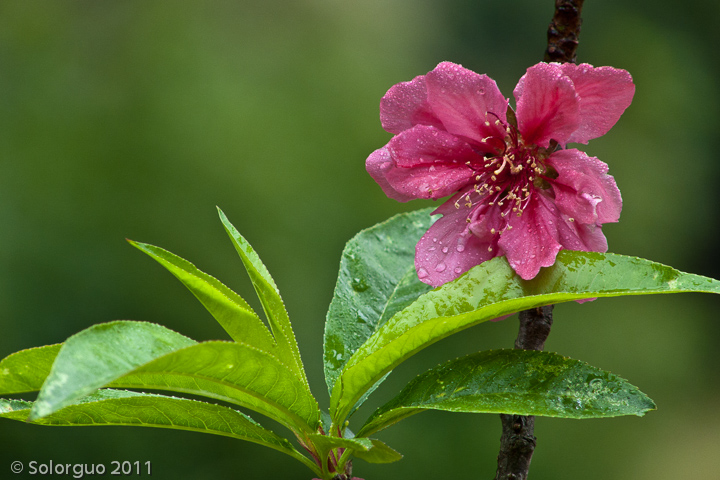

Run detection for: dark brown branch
[[514, 305, 555, 351], [544, 0, 585, 64], [494, 2, 583, 478], [494, 306, 554, 480]]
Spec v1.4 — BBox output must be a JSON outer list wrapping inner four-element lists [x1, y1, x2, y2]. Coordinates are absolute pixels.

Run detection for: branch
[[494, 3, 585, 478], [544, 0, 585, 64], [494, 306, 554, 480]]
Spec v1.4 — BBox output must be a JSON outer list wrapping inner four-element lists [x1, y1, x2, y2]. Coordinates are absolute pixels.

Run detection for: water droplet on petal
[[432, 237, 438, 243], [456, 244, 465, 252], [417, 267, 429, 279], [442, 246, 449, 253], [454, 267, 463, 274], [435, 263, 447, 273]]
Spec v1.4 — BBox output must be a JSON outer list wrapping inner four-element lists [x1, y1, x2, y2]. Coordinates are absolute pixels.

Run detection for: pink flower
[[367, 62, 634, 287]]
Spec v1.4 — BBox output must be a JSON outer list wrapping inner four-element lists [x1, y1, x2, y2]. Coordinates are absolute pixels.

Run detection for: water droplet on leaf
[[351, 277, 369, 292], [589, 378, 603, 390]]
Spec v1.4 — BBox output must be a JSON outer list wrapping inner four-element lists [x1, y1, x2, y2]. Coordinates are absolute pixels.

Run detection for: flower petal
[[560, 63, 635, 144], [380, 73, 444, 134], [366, 147, 415, 202], [425, 62, 508, 145], [557, 217, 609, 253], [498, 193, 563, 280], [549, 149, 622, 225], [415, 192, 495, 287], [514, 63, 580, 148], [366, 125, 480, 201]]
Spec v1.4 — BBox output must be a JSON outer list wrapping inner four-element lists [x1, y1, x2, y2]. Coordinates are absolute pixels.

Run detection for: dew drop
[[417, 267, 429, 279], [351, 277, 369, 292], [442, 246, 449, 253], [435, 263, 447, 273], [432, 237, 438, 243], [456, 244, 465, 252], [336, 353, 343, 361], [454, 267, 463, 274]]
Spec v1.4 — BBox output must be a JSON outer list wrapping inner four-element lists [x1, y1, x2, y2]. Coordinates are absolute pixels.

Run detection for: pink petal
[[514, 63, 580, 148], [415, 192, 495, 287], [366, 125, 480, 201], [557, 218, 609, 253], [560, 63, 635, 144], [380, 73, 444, 134], [498, 193, 563, 280], [366, 146, 416, 202], [549, 149, 622, 225], [425, 62, 508, 145]]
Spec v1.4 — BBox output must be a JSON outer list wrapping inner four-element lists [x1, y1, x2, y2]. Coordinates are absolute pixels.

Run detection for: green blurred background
[[2, 1, 719, 478]]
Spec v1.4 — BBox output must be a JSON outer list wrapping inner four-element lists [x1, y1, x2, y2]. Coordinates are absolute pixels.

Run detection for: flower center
[[456, 119, 551, 223]]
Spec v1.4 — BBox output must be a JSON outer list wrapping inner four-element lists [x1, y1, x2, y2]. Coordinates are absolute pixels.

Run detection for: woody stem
[[544, 0, 585, 64], [494, 306, 554, 480], [494, 1, 584, 479]]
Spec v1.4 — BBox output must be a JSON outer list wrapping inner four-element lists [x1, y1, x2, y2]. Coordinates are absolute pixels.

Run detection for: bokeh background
[[2, 1, 719, 478]]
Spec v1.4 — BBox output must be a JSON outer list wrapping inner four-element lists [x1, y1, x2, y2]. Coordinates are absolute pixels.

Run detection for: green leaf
[[352, 439, 403, 464], [218, 208, 308, 388], [307, 432, 373, 459], [358, 349, 655, 436], [324, 208, 435, 395], [1, 390, 320, 475], [112, 341, 321, 433], [331, 250, 720, 423], [128, 240, 275, 353], [0, 344, 61, 394], [31, 321, 196, 420], [27, 321, 319, 433]]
